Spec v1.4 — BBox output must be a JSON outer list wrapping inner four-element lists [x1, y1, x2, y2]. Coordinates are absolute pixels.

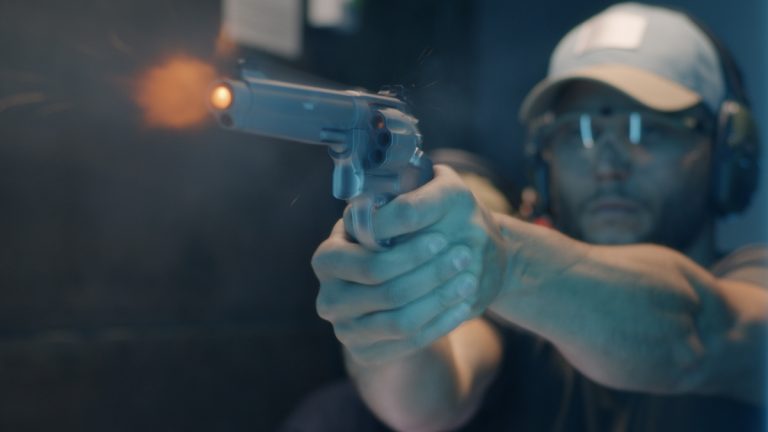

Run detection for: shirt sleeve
[[710, 244, 768, 288]]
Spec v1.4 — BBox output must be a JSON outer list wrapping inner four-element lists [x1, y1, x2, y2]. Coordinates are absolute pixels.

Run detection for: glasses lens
[[538, 113, 584, 155], [536, 111, 708, 157]]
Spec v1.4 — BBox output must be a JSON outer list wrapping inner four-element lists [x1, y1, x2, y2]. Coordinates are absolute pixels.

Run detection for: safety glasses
[[530, 110, 713, 160]]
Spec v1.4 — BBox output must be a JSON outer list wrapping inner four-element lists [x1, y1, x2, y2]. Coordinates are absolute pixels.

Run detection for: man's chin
[[583, 229, 642, 245], [580, 215, 651, 245]]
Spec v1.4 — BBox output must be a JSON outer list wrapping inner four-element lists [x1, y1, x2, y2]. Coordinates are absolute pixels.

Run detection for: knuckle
[[310, 249, 326, 273], [315, 296, 331, 321], [311, 241, 340, 274], [315, 290, 338, 321], [437, 247, 470, 280], [414, 234, 443, 260]]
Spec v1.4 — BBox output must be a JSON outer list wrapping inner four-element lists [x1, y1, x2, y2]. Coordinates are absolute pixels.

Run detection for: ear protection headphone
[[526, 10, 761, 218], [688, 15, 761, 216]]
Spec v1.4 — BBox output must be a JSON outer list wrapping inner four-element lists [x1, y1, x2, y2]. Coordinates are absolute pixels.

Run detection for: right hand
[[313, 166, 508, 366], [312, 219, 479, 366]]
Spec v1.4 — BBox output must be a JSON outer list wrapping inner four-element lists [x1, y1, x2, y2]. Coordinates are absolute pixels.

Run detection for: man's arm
[[313, 165, 765, 432], [311, 166, 510, 431], [488, 213, 768, 405], [343, 318, 501, 432]]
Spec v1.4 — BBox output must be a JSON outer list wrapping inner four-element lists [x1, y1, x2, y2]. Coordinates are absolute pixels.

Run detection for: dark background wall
[[0, 1, 764, 431]]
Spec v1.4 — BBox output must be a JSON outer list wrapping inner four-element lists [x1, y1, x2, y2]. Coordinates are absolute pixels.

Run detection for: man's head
[[520, 2, 757, 250], [540, 81, 714, 248]]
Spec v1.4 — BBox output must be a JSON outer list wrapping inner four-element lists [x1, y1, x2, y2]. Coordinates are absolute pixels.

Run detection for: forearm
[[488, 214, 763, 400], [344, 318, 501, 432]]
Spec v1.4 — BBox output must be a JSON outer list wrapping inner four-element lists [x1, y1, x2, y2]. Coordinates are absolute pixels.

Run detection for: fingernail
[[452, 249, 472, 271], [457, 275, 477, 298], [426, 235, 448, 254]]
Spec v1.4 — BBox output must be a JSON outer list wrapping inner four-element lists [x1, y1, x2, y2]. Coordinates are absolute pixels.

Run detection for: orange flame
[[134, 55, 217, 129]]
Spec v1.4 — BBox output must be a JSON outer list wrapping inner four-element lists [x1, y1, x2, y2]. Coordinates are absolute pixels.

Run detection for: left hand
[[346, 165, 509, 319]]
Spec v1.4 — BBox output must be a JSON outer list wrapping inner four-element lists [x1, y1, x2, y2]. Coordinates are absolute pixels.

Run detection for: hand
[[312, 165, 508, 365]]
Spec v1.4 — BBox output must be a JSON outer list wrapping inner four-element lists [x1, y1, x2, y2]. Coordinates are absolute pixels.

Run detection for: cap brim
[[519, 64, 702, 122]]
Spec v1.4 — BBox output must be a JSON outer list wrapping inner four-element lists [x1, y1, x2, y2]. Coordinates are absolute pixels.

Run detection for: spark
[[74, 44, 102, 58], [416, 47, 434, 64], [0, 92, 46, 113], [420, 80, 439, 89], [425, 104, 446, 114], [0, 70, 45, 83], [109, 33, 134, 56], [38, 102, 74, 117]]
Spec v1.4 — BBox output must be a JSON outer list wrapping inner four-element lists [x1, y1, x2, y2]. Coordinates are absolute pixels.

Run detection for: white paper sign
[[222, 0, 303, 59], [308, 0, 345, 27], [308, 0, 359, 32], [574, 11, 648, 55]]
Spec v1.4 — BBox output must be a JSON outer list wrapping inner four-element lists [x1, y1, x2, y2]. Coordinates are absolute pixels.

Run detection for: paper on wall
[[221, 0, 303, 59]]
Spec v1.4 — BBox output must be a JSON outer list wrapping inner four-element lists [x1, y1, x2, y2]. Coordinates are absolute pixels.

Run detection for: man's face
[[540, 82, 714, 249]]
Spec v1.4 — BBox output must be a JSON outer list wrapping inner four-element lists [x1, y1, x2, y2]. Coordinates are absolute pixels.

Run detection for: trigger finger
[[342, 206, 355, 240]]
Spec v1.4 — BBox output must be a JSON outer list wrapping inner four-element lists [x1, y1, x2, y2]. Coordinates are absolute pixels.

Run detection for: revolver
[[208, 70, 434, 250]]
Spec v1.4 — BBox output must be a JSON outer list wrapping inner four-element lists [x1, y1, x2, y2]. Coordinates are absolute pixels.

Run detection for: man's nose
[[592, 131, 631, 182]]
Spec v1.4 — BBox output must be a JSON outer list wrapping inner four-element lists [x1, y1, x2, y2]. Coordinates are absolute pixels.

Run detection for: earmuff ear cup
[[714, 101, 761, 215], [686, 13, 762, 217], [523, 131, 551, 218], [534, 153, 550, 215]]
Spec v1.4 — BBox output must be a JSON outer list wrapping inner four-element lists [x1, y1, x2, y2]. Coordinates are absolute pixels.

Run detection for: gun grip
[[349, 194, 391, 251]]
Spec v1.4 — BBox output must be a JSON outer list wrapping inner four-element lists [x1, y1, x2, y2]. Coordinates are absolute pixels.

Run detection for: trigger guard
[[349, 195, 390, 250]]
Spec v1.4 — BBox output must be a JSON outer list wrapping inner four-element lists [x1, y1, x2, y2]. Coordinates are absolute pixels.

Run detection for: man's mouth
[[587, 197, 642, 215]]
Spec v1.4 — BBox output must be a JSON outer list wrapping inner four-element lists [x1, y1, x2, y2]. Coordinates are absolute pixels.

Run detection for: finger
[[372, 165, 474, 240], [342, 206, 354, 240], [311, 225, 366, 282], [316, 244, 473, 321], [345, 301, 473, 366], [330, 218, 347, 238], [313, 230, 451, 285], [336, 272, 478, 344]]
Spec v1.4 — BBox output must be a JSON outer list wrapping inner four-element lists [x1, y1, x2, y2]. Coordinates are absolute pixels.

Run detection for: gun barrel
[[208, 77, 402, 147], [209, 74, 433, 250]]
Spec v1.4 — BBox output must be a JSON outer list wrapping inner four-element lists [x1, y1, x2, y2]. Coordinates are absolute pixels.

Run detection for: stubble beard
[[551, 186, 711, 253]]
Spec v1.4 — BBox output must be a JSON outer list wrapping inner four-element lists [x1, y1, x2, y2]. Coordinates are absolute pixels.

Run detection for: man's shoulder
[[710, 244, 768, 286]]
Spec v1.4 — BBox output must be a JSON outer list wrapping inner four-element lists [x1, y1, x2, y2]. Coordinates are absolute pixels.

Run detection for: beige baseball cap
[[519, 2, 726, 122]]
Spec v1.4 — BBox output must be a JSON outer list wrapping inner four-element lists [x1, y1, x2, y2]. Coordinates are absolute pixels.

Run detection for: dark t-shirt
[[459, 245, 768, 432], [282, 246, 768, 432]]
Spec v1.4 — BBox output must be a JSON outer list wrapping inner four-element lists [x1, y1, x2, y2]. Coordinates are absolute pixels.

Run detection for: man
[[283, 3, 767, 431]]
